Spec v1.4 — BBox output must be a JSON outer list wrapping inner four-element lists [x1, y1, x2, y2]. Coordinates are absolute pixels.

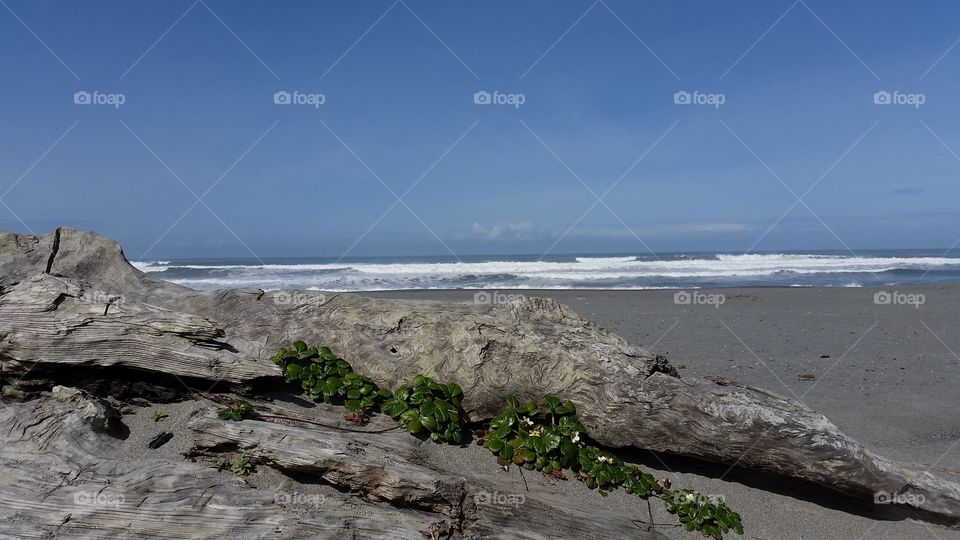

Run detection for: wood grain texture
[[188, 411, 665, 539], [0, 391, 477, 539], [0, 389, 664, 539]]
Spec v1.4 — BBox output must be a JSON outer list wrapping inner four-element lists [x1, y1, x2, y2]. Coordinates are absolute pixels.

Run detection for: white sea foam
[[574, 256, 638, 263], [131, 253, 960, 292]]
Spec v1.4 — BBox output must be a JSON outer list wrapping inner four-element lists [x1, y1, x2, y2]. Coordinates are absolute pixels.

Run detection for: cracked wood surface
[[0, 391, 474, 539]]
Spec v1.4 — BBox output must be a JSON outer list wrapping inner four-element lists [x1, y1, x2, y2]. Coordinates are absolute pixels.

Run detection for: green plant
[[231, 455, 254, 476], [381, 374, 466, 444], [663, 490, 744, 540], [481, 396, 743, 539], [482, 396, 581, 474], [152, 410, 169, 422], [218, 399, 256, 421], [272, 341, 390, 412], [261, 341, 744, 538], [272, 341, 469, 444]]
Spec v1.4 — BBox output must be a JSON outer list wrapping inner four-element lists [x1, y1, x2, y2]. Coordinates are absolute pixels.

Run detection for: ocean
[[131, 250, 960, 292]]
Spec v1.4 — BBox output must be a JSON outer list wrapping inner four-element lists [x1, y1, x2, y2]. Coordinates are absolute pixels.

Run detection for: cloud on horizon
[[463, 220, 753, 242]]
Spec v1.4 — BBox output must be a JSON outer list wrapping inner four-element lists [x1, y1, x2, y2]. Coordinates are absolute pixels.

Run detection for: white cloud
[[566, 222, 752, 239], [464, 221, 751, 242], [468, 221, 543, 241]]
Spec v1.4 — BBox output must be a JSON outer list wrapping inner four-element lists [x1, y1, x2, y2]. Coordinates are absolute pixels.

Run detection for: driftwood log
[[0, 386, 663, 539], [2, 227, 960, 527]]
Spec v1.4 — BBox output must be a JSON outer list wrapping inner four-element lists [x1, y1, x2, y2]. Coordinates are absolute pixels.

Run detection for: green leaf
[[285, 363, 303, 380], [419, 399, 437, 418], [543, 396, 561, 411], [490, 412, 515, 431], [537, 430, 562, 453], [386, 401, 409, 417], [432, 399, 451, 421], [420, 414, 438, 431], [293, 340, 307, 353], [524, 401, 538, 415], [484, 438, 504, 452], [555, 402, 576, 415], [399, 409, 419, 424]]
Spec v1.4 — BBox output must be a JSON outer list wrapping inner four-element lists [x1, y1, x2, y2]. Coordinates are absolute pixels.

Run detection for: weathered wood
[[0, 273, 278, 383], [188, 409, 666, 539], [0, 388, 665, 539], [0, 390, 483, 539], [190, 412, 468, 515], [2, 227, 960, 525]]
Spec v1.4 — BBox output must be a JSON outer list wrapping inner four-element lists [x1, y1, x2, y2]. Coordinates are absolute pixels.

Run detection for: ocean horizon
[[132, 248, 960, 292]]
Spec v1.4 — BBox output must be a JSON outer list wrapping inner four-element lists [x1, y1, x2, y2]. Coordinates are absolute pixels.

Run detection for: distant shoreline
[[134, 252, 960, 291]]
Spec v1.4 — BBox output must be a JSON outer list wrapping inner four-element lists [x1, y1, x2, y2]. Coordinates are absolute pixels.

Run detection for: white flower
[[571, 432, 580, 443], [529, 428, 541, 437], [523, 417, 534, 427], [685, 493, 696, 502]]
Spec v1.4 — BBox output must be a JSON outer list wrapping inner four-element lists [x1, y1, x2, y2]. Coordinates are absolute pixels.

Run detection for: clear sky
[[2, 0, 960, 259]]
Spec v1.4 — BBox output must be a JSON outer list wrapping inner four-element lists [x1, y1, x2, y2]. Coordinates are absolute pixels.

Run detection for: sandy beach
[[363, 286, 960, 539]]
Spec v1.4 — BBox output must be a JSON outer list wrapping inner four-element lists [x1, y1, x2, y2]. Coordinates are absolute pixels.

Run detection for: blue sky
[[2, 0, 960, 259]]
